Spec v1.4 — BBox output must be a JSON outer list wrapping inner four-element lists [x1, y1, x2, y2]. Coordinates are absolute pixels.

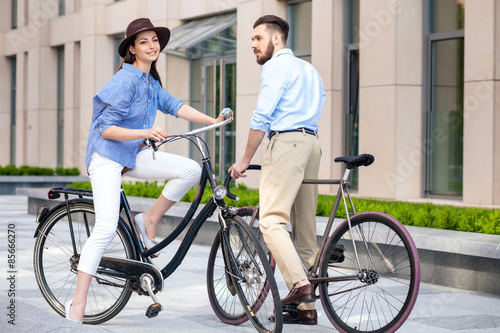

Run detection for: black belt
[[269, 128, 317, 139]]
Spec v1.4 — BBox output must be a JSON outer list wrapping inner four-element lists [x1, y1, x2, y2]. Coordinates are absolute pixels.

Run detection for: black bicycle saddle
[[334, 154, 375, 169]]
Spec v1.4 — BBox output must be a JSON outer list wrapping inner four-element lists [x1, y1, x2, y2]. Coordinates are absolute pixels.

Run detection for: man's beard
[[257, 41, 274, 65]]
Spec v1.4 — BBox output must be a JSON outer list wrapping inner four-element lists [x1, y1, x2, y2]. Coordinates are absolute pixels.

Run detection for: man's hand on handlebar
[[228, 160, 250, 179]]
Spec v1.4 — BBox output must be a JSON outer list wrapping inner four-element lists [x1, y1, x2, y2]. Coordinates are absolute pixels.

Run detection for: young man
[[229, 14, 325, 325]]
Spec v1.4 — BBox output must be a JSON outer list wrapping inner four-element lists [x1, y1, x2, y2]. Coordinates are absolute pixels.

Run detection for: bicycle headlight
[[213, 186, 227, 200]]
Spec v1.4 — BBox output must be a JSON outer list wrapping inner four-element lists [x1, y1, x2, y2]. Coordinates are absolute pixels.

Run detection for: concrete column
[[313, 0, 342, 186], [233, 0, 286, 189], [36, 46, 58, 168], [358, 0, 423, 200], [63, 42, 77, 168], [358, 0, 398, 199], [463, 0, 498, 205]]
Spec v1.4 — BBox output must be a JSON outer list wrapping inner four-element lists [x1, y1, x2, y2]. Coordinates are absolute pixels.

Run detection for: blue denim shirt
[[85, 63, 184, 170], [250, 48, 325, 134]]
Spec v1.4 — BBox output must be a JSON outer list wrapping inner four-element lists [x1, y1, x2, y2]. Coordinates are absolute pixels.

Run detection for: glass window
[[113, 33, 125, 72], [430, 0, 465, 33], [10, 57, 17, 165], [57, 47, 65, 166], [287, 0, 312, 61], [344, 0, 360, 188], [427, 38, 464, 196], [425, 0, 465, 197], [11, 0, 17, 29], [59, 0, 65, 16], [348, 0, 360, 44]]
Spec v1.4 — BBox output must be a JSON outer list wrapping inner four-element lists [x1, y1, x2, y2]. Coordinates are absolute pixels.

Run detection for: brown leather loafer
[[283, 309, 318, 325], [281, 283, 315, 305]]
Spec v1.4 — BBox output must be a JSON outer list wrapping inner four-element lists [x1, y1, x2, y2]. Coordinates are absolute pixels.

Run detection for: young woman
[[65, 18, 228, 323]]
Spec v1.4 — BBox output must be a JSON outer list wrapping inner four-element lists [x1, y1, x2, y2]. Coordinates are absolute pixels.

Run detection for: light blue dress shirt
[[250, 48, 325, 135], [85, 63, 184, 170]]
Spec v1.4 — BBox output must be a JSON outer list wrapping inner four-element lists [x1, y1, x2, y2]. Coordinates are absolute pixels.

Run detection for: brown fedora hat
[[118, 18, 170, 58]]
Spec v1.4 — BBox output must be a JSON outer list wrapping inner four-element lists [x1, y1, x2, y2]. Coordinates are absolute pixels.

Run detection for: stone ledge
[[19, 187, 500, 296], [0, 176, 89, 195]]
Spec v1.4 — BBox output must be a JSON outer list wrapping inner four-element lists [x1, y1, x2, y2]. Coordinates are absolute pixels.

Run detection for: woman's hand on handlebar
[[215, 108, 233, 124], [144, 126, 167, 142]]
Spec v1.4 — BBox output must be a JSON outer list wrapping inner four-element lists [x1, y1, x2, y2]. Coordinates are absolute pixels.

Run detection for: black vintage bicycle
[[32, 109, 283, 333], [207, 156, 421, 333]]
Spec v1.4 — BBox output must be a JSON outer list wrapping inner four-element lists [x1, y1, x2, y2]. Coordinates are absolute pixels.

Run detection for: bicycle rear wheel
[[33, 200, 136, 324], [207, 207, 275, 325], [318, 212, 420, 333], [222, 215, 282, 333]]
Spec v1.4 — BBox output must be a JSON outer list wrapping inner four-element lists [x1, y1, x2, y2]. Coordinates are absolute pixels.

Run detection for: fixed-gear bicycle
[[207, 155, 420, 333], [32, 109, 283, 333]]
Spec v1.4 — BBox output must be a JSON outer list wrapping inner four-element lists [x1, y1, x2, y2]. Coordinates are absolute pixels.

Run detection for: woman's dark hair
[[253, 15, 290, 43], [117, 37, 163, 87]]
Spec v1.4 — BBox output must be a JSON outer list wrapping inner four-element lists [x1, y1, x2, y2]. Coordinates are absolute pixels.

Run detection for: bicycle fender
[[33, 199, 94, 238]]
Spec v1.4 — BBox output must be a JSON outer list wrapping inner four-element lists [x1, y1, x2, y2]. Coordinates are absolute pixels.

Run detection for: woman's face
[[129, 30, 161, 65]]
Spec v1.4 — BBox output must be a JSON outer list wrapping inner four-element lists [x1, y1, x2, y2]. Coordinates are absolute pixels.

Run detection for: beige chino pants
[[259, 130, 321, 311]]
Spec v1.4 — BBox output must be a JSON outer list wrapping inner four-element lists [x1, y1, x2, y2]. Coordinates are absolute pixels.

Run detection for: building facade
[[1, 0, 499, 206]]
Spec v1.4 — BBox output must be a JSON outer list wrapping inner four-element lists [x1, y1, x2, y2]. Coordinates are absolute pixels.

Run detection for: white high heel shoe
[[135, 213, 160, 257], [65, 299, 82, 324]]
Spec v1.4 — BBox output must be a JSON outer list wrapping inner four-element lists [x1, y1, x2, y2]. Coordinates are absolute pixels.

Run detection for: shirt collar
[[122, 63, 148, 79], [272, 48, 294, 59]]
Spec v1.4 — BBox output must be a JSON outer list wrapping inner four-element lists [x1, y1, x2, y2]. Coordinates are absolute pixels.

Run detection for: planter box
[[0, 176, 89, 195]]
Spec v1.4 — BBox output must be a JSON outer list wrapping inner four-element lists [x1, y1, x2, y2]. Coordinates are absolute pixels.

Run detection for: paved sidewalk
[[1, 195, 499, 333]]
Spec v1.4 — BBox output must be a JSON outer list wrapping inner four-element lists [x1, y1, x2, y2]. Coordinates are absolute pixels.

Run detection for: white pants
[[77, 150, 201, 275]]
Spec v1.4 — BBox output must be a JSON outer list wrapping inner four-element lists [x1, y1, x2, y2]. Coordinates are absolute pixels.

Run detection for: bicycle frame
[[303, 167, 358, 276], [36, 114, 236, 287], [244, 165, 367, 284]]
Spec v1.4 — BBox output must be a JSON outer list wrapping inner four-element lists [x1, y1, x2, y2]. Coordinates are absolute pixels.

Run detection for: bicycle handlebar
[[223, 164, 262, 201], [146, 108, 233, 151]]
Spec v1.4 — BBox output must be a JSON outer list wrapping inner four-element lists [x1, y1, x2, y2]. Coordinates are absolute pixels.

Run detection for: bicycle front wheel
[[318, 212, 420, 333], [207, 207, 275, 325], [222, 215, 282, 333], [33, 200, 136, 324]]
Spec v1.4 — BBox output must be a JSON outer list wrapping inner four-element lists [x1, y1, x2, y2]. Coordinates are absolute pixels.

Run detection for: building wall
[[0, 0, 498, 205]]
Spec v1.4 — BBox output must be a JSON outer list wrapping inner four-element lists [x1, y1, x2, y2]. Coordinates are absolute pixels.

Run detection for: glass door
[[201, 57, 236, 180]]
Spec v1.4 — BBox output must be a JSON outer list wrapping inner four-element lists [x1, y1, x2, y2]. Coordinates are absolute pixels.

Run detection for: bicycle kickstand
[[140, 274, 163, 318]]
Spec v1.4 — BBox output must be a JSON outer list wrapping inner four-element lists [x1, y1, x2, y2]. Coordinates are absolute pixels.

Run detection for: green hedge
[[68, 181, 500, 235], [0, 165, 80, 176]]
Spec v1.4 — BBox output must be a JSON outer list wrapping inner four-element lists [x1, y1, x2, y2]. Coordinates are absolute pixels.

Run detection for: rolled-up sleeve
[[249, 61, 288, 133], [157, 85, 184, 117], [93, 76, 135, 133]]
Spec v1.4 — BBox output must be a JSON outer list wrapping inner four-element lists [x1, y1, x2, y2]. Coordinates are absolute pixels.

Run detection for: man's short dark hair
[[253, 15, 289, 43]]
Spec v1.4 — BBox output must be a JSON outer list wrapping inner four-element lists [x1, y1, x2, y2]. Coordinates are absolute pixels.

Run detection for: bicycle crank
[[140, 274, 163, 318]]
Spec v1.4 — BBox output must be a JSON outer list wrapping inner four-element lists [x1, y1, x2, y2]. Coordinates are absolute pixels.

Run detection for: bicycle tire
[[207, 207, 276, 325], [222, 215, 282, 333], [33, 200, 136, 324], [318, 211, 420, 333]]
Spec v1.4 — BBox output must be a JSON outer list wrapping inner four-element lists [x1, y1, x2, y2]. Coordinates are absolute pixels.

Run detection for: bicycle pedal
[[145, 303, 162, 318]]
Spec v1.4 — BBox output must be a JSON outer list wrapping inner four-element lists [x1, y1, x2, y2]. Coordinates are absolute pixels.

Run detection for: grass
[[68, 181, 500, 236]]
